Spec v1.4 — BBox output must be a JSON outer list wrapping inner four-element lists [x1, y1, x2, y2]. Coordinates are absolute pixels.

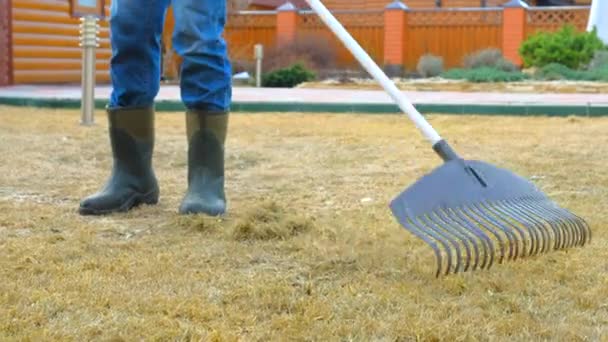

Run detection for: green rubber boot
[[179, 110, 228, 216], [79, 107, 159, 215]]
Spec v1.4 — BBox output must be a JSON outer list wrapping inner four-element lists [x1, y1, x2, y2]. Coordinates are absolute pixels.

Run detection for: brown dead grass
[[0, 105, 607, 341]]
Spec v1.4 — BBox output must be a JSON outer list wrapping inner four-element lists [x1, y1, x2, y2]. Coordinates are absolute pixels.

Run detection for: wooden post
[[277, 2, 298, 47], [0, 0, 13, 86], [502, 0, 528, 67], [384, 1, 409, 77]]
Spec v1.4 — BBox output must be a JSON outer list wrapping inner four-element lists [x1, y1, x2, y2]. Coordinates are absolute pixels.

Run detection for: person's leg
[[172, 0, 232, 216], [79, 0, 170, 215]]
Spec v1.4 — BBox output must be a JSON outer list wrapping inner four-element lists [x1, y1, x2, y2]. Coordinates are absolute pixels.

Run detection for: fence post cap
[[277, 2, 298, 11], [502, 0, 529, 8], [386, 0, 409, 10]]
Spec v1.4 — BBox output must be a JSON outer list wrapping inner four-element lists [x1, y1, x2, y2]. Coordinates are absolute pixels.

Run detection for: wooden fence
[[0, 1, 593, 85], [404, 8, 503, 69], [525, 6, 590, 37]]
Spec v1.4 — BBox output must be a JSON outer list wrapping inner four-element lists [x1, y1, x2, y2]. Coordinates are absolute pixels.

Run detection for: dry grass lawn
[[0, 105, 606, 341]]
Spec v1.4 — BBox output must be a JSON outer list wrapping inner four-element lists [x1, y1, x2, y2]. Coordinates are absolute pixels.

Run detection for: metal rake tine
[[419, 215, 463, 275], [465, 204, 510, 264], [534, 201, 577, 249], [566, 209, 592, 246], [443, 207, 492, 271], [432, 209, 477, 272], [540, 202, 577, 249], [471, 202, 517, 262], [450, 206, 495, 270], [430, 210, 477, 273], [492, 200, 541, 257], [475, 204, 525, 260], [519, 200, 565, 251], [405, 219, 446, 278], [543, 204, 588, 247], [566, 208, 591, 245], [505, 199, 553, 255], [482, 201, 529, 259]]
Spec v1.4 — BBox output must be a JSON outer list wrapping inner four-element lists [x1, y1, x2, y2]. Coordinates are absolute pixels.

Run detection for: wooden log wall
[[11, 0, 111, 84], [0, 0, 12, 86]]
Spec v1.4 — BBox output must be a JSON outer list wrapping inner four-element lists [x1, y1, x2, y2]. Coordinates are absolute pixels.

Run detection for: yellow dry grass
[[0, 105, 606, 341]]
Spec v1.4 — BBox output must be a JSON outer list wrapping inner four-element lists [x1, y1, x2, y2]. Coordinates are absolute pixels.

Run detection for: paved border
[[1, 95, 608, 116]]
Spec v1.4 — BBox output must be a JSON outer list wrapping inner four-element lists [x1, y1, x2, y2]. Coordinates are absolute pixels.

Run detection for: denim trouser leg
[[108, 0, 170, 109], [172, 0, 232, 112]]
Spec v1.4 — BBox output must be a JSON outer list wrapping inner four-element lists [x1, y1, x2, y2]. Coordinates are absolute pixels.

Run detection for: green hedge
[[519, 25, 605, 69]]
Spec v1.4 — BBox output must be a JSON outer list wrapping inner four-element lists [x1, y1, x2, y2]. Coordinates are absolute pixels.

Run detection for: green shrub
[[519, 25, 605, 69], [262, 63, 316, 88], [441, 67, 528, 82], [417, 54, 444, 78], [535, 63, 608, 81], [535, 63, 580, 80], [463, 48, 518, 71], [589, 50, 608, 70]]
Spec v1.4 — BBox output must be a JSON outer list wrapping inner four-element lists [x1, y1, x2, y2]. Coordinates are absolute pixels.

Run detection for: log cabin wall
[[11, 0, 111, 84], [0, 0, 12, 86]]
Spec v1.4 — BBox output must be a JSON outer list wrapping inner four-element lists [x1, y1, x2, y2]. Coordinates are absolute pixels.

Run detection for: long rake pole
[[304, 0, 442, 146]]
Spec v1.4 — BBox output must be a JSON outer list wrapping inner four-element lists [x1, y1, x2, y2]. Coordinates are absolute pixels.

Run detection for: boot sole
[[78, 190, 159, 216]]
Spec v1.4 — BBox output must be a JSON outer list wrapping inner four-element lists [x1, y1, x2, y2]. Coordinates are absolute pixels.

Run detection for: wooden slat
[[14, 57, 109, 70], [14, 46, 112, 59], [13, 33, 110, 48], [0, 0, 12, 85], [13, 8, 81, 25], [13, 21, 109, 38], [14, 69, 111, 84], [12, 0, 69, 12]]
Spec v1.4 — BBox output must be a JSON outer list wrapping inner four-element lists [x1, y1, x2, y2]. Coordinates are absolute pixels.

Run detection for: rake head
[[389, 144, 591, 277]]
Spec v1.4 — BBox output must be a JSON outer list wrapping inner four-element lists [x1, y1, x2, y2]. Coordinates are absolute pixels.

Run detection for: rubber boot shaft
[[179, 110, 228, 216], [79, 107, 159, 215]]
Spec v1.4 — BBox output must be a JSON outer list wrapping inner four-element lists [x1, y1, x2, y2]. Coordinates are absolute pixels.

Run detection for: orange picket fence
[[0, 1, 593, 85]]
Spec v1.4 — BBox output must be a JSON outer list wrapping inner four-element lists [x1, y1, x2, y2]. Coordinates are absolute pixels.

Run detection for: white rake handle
[[304, 0, 443, 145]]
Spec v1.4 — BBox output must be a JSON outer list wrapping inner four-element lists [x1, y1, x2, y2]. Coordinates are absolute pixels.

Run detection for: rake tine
[[566, 209, 591, 245], [565, 208, 591, 246], [493, 201, 541, 257], [537, 201, 577, 249], [458, 206, 496, 269], [411, 217, 454, 275], [442, 208, 487, 271], [450, 207, 495, 270], [465, 204, 509, 264], [433, 209, 477, 272], [511, 199, 555, 254], [435, 209, 480, 271], [544, 204, 588, 247], [505, 199, 552, 254], [419, 215, 463, 274], [510, 199, 551, 255], [483, 202, 529, 259], [551, 205, 582, 248], [519, 200, 564, 251], [471, 203, 517, 262], [432, 210, 478, 273], [532, 200, 578, 249], [405, 219, 445, 278]]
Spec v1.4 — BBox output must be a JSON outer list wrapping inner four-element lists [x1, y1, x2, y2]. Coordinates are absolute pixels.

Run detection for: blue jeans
[[108, 0, 232, 112]]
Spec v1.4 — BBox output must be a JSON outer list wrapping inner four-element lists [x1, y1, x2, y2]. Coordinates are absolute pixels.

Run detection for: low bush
[[463, 48, 518, 72], [262, 63, 316, 88], [535, 63, 608, 82], [519, 25, 605, 69], [442, 67, 528, 82], [589, 50, 608, 70], [417, 54, 444, 77]]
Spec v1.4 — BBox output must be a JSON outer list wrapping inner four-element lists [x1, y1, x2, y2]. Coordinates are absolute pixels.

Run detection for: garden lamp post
[[79, 15, 100, 126]]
